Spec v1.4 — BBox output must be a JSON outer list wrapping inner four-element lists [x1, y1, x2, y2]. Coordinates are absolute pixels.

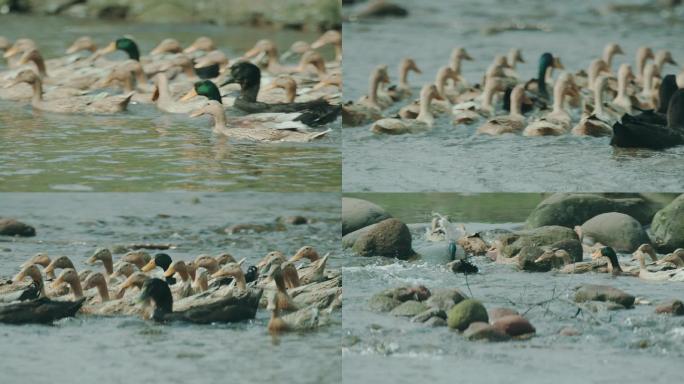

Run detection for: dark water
[[0, 15, 340, 192], [0, 193, 342, 384], [342, 0, 684, 192], [341, 200, 684, 383]]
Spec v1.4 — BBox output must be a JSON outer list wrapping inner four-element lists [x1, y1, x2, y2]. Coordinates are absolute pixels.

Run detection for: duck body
[[0, 297, 85, 324]]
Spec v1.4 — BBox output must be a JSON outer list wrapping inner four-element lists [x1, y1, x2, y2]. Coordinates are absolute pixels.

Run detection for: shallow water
[[342, 0, 684, 192], [0, 15, 340, 192], [342, 214, 684, 383], [0, 193, 343, 384]]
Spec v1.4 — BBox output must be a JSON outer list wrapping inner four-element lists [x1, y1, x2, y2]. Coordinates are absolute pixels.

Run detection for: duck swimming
[[220, 62, 340, 127], [342, 65, 390, 126], [371, 84, 443, 134], [139, 277, 262, 323], [611, 88, 684, 149], [189, 101, 329, 142], [572, 75, 616, 137], [267, 291, 328, 334], [141, 253, 177, 285], [523, 73, 578, 136], [477, 84, 529, 135]]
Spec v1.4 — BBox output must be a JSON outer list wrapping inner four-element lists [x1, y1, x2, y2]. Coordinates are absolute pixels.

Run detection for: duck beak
[[242, 46, 261, 59], [52, 275, 65, 289], [163, 264, 176, 278], [12, 270, 26, 283], [5, 77, 21, 89], [85, 255, 98, 265], [669, 58, 678, 65], [220, 76, 237, 87], [43, 263, 55, 275], [590, 249, 602, 260], [280, 50, 294, 62], [211, 269, 228, 279], [179, 88, 198, 102], [553, 59, 564, 70], [412, 65, 422, 74], [100, 41, 117, 56], [65, 44, 80, 55], [150, 45, 166, 55], [183, 45, 198, 54], [261, 82, 277, 92], [463, 52, 474, 61], [3, 45, 19, 58], [141, 259, 156, 272], [189, 108, 204, 118]]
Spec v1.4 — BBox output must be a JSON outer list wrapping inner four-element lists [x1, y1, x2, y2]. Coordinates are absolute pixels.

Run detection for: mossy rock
[[390, 300, 428, 317], [651, 194, 684, 252], [500, 226, 577, 258], [447, 299, 488, 331], [368, 294, 401, 312]]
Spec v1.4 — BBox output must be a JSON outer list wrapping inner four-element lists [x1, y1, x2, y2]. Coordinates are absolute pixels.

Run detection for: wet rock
[[368, 293, 401, 312], [354, 0, 409, 19], [651, 194, 684, 252], [447, 299, 488, 331], [352, 218, 415, 259], [574, 284, 635, 308], [279, 215, 309, 225], [655, 300, 684, 316], [415, 242, 453, 264], [488, 307, 519, 323], [342, 197, 391, 235], [525, 194, 658, 228], [517, 246, 550, 272], [342, 223, 376, 249], [463, 322, 510, 342], [499, 226, 578, 258], [390, 300, 428, 317], [391, 285, 430, 302], [580, 212, 649, 252], [424, 317, 447, 327], [492, 315, 536, 337], [426, 288, 467, 311], [411, 308, 447, 323], [0, 218, 36, 237]]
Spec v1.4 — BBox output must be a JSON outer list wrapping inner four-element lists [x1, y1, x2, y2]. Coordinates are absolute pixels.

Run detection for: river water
[[0, 193, 342, 384], [342, 0, 684, 192], [0, 15, 340, 192], [341, 194, 684, 384]]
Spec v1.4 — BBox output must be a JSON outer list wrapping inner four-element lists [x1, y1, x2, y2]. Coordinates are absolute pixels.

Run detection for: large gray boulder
[[526, 194, 659, 228], [0, 218, 36, 237], [352, 218, 415, 259], [342, 197, 391, 235], [651, 194, 684, 252], [581, 212, 649, 252]]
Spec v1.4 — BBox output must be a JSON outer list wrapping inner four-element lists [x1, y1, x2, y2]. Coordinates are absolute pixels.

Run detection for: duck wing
[[0, 297, 84, 324], [234, 98, 340, 127], [168, 288, 262, 323]]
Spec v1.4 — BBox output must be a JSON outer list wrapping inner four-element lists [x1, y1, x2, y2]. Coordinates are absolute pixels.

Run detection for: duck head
[[13, 264, 43, 286], [594, 246, 622, 273], [139, 278, 173, 317], [3, 38, 35, 59], [84, 272, 109, 301], [86, 248, 112, 266], [245, 266, 258, 283], [20, 253, 51, 269], [142, 253, 177, 285], [150, 38, 182, 55], [163, 260, 191, 282], [311, 30, 341, 50], [53, 268, 84, 298], [44, 255, 75, 276], [100, 38, 140, 61], [180, 80, 222, 103], [291, 246, 320, 262], [66, 36, 97, 54], [221, 61, 261, 90], [6, 69, 40, 88], [184, 36, 215, 54], [122, 250, 151, 269], [116, 272, 147, 299]]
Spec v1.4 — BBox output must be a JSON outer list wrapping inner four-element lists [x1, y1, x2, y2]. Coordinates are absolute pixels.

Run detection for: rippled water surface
[[342, 0, 684, 192], [0, 16, 340, 192], [341, 194, 684, 383], [0, 193, 342, 384]]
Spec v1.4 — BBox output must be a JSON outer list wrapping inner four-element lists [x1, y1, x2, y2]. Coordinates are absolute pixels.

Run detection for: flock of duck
[[428, 216, 684, 282], [0, 245, 341, 334], [0, 31, 341, 142], [342, 43, 684, 149]]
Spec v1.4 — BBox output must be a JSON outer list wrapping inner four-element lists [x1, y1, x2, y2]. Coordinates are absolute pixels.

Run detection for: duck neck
[[232, 273, 246, 291], [602, 50, 614, 68], [552, 81, 566, 114], [211, 108, 227, 132], [416, 94, 434, 124], [400, 66, 410, 88], [451, 56, 462, 77], [96, 280, 110, 301], [156, 76, 172, 105], [507, 52, 517, 70], [642, 72, 653, 95], [103, 258, 113, 276], [510, 92, 522, 117], [593, 83, 604, 115], [617, 72, 628, 100], [70, 279, 84, 299], [177, 269, 190, 283], [537, 64, 548, 98], [482, 83, 497, 111], [31, 56, 47, 77], [30, 79, 43, 104], [369, 73, 381, 105], [637, 55, 648, 79], [285, 86, 296, 103], [241, 80, 260, 103], [667, 91, 683, 127]]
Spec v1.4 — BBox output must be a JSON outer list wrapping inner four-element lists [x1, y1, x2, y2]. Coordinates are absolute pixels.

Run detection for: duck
[[656, 248, 684, 267], [477, 84, 529, 135], [7, 69, 132, 114], [592, 247, 625, 276], [52, 269, 84, 299], [121, 250, 152, 270], [638, 62, 661, 109], [342, 65, 390, 126], [141, 253, 177, 285], [602, 43, 624, 71], [0, 294, 84, 324], [189, 101, 330, 142], [505, 48, 525, 78], [452, 76, 506, 125], [184, 37, 216, 55], [524, 52, 564, 103], [310, 30, 343, 62], [448, 47, 473, 92], [289, 246, 330, 285], [534, 248, 605, 274], [371, 84, 443, 134], [220, 62, 340, 126], [635, 46, 655, 83], [267, 291, 328, 334], [163, 260, 197, 298], [632, 249, 684, 281], [609, 63, 638, 115], [386, 58, 421, 102], [138, 277, 262, 323], [43, 255, 77, 280], [96, 37, 140, 62], [572, 75, 616, 137], [611, 88, 684, 149], [523, 73, 578, 136], [654, 50, 677, 74], [152, 73, 206, 113], [19, 253, 54, 279], [399, 66, 457, 118], [0, 264, 47, 302], [84, 248, 117, 279]]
